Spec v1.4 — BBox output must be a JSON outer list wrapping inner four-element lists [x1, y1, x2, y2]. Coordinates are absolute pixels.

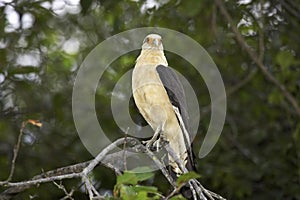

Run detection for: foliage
[[112, 171, 161, 200], [176, 171, 200, 187], [0, 0, 300, 199]]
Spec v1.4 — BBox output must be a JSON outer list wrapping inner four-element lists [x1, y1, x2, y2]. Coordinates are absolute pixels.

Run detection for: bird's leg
[[145, 125, 162, 150], [152, 133, 161, 151], [153, 120, 166, 151]]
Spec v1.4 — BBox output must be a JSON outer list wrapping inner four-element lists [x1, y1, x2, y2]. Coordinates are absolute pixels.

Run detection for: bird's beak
[[153, 38, 159, 47]]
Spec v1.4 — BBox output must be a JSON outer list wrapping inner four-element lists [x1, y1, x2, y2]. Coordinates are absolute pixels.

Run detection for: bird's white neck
[[136, 49, 168, 66]]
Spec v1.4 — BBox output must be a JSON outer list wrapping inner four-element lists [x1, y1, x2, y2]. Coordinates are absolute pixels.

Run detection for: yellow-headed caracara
[[132, 34, 195, 181]]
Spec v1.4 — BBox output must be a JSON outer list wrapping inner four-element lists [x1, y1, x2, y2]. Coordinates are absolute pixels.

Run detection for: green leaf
[[131, 167, 155, 182], [276, 50, 295, 69], [120, 185, 137, 200], [170, 194, 187, 200], [132, 185, 158, 193], [135, 172, 155, 182], [135, 191, 148, 200], [117, 170, 154, 186], [117, 172, 138, 185], [176, 172, 201, 186]]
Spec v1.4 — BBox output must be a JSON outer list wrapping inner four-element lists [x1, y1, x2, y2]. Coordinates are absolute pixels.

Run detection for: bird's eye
[[143, 37, 149, 44]]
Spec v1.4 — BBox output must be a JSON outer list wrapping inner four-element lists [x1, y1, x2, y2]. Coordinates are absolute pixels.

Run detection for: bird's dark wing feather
[[156, 65, 194, 169], [156, 65, 190, 132]]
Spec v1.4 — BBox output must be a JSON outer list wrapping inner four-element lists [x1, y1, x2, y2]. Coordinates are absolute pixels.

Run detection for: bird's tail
[[168, 166, 199, 200]]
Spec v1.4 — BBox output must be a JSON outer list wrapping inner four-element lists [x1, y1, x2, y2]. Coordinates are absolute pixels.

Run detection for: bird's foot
[[142, 126, 163, 151], [142, 138, 161, 151]]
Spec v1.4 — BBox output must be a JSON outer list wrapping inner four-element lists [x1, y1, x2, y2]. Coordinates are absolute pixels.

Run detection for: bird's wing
[[156, 64, 194, 169]]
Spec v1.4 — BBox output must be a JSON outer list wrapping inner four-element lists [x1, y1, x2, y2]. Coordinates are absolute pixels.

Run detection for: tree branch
[[164, 143, 226, 200], [0, 137, 137, 199], [5, 120, 43, 183], [1, 137, 225, 200], [0, 137, 176, 199], [215, 0, 300, 118]]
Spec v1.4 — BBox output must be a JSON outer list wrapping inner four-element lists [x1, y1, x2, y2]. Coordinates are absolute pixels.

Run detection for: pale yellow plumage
[[132, 34, 188, 174]]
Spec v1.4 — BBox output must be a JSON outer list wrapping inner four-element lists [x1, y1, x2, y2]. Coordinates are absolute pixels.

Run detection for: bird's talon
[[146, 143, 151, 149]]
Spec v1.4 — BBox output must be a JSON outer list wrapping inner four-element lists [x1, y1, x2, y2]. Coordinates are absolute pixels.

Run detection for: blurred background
[[0, 0, 299, 199]]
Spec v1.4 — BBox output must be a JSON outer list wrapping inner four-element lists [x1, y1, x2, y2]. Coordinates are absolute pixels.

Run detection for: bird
[[132, 34, 195, 197]]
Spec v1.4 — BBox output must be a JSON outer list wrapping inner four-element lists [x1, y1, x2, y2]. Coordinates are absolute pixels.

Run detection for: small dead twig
[[1, 173, 82, 188], [53, 181, 75, 200], [6, 120, 42, 182], [164, 183, 185, 200], [81, 138, 131, 176], [123, 127, 129, 171], [81, 137, 135, 199], [144, 147, 176, 188], [82, 175, 101, 199]]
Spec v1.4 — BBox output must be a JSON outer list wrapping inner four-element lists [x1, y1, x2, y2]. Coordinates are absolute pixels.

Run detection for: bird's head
[[142, 34, 163, 51]]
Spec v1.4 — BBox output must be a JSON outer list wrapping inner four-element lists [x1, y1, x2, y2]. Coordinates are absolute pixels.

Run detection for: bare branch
[[6, 120, 42, 182], [123, 127, 129, 171], [6, 122, 25, 182], [144, 146, 176, 188], [1, 136, 225, 200], [226, 68, 258, 98], [1, 173, 82, 188], [82, 175, 101, 199], [164, 183, 185, 200], [82, 137, 134, 176], [53, 181, 75, 200], [0, 137, 135, 199], [81, 137, 138, 199]]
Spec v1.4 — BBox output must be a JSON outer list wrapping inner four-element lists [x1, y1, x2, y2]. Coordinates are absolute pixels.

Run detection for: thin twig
[[82, 138, 131, 176], [144, 147, 176, 188], [0, 161, 91, 199], [123, 127, 129, 171], [82, 175, 101, 199], [226, 68, 258, 97], [103, 162, 122, 176], [226, 116, 258, 164], [81, 137, 138, 199], [6, 120, 42, 182], [208, 190, 227, 200], [1, 173, 82, 187], [215, 0, 300, 118], [164, 183, 185, 200], [53, 181, 74, 200], [60, 188, 75, 200], [6, 121, 26, 182]]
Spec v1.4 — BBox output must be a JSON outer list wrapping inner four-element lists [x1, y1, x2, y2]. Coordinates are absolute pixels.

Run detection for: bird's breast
[[136, 50, 168, 66]]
